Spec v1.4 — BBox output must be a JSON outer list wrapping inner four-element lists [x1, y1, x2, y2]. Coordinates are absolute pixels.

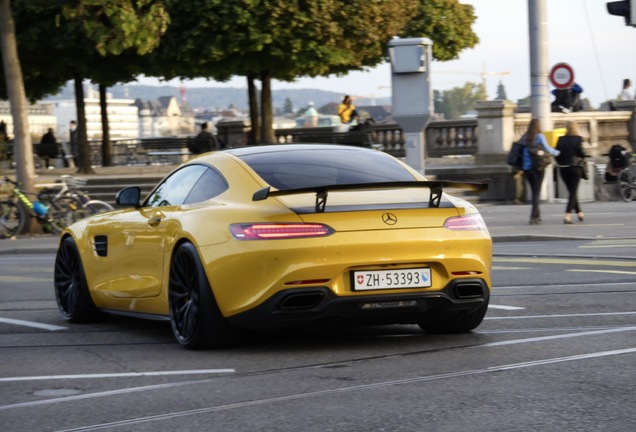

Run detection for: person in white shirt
[[620, 78, 633, 100]]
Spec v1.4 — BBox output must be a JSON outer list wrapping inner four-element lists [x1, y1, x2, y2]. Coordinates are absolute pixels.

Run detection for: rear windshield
[[238, 147, 416, 190]]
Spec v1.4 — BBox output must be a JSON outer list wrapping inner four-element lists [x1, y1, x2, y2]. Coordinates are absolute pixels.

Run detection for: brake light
[[444, 214, 488, 231], [230, 223, 334, 240]]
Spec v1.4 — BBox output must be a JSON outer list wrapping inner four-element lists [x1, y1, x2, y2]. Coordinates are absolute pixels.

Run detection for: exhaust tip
[[278, 292, 325, 310], [454, 283, 484, 299]]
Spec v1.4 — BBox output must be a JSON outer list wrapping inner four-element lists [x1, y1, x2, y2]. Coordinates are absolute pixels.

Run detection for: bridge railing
[[81, 101, 635, 167]]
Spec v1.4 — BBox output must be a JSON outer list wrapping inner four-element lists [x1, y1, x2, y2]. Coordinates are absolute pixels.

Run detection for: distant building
[[356, 105, 392, 123], [135, 96, 195, 138], [0, 101, 57, 140], [53, 86, 139, 141]]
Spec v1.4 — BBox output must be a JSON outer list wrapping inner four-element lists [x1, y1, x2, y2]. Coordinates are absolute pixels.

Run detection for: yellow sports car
[[54, 144, 492, 349]]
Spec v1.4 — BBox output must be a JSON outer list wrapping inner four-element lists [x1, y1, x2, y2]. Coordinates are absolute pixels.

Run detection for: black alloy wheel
[[168, 242, 243, 349], [54, 236, 107, 323]]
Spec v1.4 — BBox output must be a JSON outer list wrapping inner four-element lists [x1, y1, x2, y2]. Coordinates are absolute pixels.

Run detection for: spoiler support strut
[[252, 179, 489, 213]]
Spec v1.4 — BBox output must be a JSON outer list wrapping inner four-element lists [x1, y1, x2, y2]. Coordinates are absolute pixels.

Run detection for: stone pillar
[[474, 100, 517, 165], [614, 100, 636, 151]]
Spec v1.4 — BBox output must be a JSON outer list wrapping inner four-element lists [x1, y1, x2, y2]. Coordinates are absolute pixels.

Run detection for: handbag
[[527, 142, 553, 170], [572, 156, 588, 180], [506, 141, 523, 168]]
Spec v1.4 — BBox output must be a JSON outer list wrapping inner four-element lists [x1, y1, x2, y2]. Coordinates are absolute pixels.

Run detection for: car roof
[[223, 144, 379, 157]]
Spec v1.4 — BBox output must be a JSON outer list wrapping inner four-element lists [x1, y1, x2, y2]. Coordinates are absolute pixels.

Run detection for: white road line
[[48, 348, 636, 431], [488, 304, 525, 310], [486, 311, 636, 320], [0, 317, 66, 331], [478, 326, 636, 347], [567, 269, 636, 275], [0, 369, 235, 383]]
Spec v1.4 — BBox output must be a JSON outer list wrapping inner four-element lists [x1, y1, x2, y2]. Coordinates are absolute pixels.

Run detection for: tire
[[54, 236, 108, 323], [617, 170, 633, 202], [49, 196, 88, 232], [0, 200, 25, 239], [169, 242, 243, 349], [418, 299, 489, 334]]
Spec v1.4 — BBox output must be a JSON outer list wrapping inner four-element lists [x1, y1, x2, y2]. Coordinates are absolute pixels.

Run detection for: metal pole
[[528, 0, 552, 130]]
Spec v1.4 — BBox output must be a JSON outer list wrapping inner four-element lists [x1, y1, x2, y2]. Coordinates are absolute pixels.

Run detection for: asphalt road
[[0, 235, 634, 432]]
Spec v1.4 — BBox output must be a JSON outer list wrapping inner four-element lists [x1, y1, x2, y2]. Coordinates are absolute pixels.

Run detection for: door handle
[[148, 213, 164, 226]]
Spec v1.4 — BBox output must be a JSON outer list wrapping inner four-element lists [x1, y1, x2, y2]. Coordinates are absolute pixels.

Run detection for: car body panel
[[58, 144, 492, 335]]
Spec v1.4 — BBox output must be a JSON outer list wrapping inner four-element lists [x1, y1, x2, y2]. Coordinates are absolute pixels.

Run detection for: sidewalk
[[1, 200, 634, 256]]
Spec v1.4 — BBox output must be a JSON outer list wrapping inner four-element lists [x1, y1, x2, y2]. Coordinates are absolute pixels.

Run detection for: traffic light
[[607, 0, 636, 26]]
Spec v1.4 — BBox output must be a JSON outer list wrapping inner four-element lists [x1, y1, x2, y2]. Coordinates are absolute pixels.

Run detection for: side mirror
[[115, 187, 141, 208]]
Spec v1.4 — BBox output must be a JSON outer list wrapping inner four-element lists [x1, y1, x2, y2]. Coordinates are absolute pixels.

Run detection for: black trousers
[[523, 169, 545, 220], [559, 166, 583, 214]]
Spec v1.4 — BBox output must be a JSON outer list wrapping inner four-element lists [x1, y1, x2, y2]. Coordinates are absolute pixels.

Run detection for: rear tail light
[[230, 223, 334, 240], [444, 213, 488, 231]]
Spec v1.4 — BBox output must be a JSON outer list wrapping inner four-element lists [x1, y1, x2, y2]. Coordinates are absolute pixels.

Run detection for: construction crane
[[434, 64, 510, 95]]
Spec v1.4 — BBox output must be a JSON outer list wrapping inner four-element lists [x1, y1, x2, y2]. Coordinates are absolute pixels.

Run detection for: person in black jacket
[[555, 121, 586, 224]]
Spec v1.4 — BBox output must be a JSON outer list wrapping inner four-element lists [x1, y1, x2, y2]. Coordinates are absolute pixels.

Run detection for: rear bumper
[[226, 278, 489, 330]]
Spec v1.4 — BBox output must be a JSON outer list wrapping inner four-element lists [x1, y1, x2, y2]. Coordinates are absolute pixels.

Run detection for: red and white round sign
[[550, 63, 575, 89]]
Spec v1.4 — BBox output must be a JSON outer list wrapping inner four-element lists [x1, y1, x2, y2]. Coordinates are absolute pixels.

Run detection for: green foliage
[[400, 0, 479, 61], [437, 82, 487, 119], [64, 0, 169, 56], [495, 81, 507, 101]]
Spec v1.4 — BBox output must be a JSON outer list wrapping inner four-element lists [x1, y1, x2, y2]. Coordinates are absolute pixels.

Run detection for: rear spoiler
[[252, 179, 489, 213]]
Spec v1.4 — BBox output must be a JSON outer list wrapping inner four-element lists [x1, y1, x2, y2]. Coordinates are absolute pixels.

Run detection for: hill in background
[[46, 82, 390, 114]]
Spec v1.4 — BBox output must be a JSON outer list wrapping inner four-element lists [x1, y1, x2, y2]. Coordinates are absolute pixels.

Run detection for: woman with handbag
[[555, 121, 586, 224], [521, 119, 560, 225]]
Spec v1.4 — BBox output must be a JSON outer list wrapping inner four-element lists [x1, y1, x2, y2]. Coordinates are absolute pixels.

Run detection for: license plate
[[353, 268, 431, 291]]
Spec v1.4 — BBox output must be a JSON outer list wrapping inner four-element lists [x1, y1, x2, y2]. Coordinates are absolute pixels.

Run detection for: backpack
[[609, 144, 630, 169], [506, 141, 523, 168], [527, 140, 553, 170]]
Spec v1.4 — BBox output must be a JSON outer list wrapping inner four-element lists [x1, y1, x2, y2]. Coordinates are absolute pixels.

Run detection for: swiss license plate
[[353, 268, 432, 291]]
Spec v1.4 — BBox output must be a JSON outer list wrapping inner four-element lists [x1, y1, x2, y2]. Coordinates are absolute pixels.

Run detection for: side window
[[184, 168, 228, 204], [145, 165, 207, 207]]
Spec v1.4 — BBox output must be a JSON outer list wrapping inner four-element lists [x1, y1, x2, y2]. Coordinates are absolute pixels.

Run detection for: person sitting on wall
[[37, 128, 60, 169], [551, 83, 583, 113], [188, 122, 218, 154]]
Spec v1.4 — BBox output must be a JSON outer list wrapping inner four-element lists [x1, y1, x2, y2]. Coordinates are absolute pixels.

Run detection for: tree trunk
[[99, 84, 111, 166], [247, 73, 260, 145], [74, 74, 94, 174], [0, 0, 38, 234], [259, 70, 275, 145]]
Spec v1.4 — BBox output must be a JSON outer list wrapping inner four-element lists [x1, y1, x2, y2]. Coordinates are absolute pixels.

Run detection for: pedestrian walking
[[520, 118, 560, 225], [555, 121, 586, 224], [69, 120, 78, 167]]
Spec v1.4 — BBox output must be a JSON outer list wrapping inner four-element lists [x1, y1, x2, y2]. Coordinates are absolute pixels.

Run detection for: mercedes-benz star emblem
[[382, 213, 397, 225]]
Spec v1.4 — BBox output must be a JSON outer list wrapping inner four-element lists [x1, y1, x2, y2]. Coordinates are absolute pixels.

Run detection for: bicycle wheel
[[0, 200, 26, 239], [83, 200, 114, 215], [49, 196, 88, 232], [617, 170, 633, 202]]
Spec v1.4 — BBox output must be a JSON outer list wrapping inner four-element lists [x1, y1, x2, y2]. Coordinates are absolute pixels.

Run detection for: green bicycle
[[0, 176, 87, 239]]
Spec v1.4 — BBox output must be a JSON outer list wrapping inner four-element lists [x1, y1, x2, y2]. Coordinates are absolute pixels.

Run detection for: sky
[[138, 0, 636, 108]]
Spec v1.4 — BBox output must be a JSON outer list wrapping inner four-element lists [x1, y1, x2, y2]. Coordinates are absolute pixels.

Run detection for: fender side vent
[[93, 235, 108, 257]]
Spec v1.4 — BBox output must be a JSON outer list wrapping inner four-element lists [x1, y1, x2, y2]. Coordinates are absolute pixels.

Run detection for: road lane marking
[[493, 257, 636, 267], [0, 369, 235, 383], [0, 317, 66, 331], [488, 304, 525, 310], [567, 269, 636, 275], [479, 326, 636, 347], [492, 266, 532, 270], [486, 311, 636, 320], [34, 348, 636, 430], [0, 276, 50, 283]]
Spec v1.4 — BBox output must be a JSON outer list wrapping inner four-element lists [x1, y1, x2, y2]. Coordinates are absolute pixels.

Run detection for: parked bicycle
[[37, 175, 114, 215], [618, 159, 636, 202], [0, 177, 86, 239]]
